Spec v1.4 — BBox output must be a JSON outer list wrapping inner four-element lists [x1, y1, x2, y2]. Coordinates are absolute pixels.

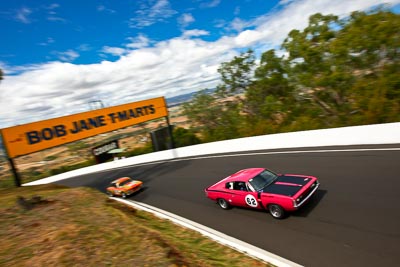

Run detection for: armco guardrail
[[24, 122, 400, 185]]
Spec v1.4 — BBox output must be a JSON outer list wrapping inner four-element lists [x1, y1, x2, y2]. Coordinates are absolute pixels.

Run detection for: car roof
[[111, 177, 131, 183], [225, 168, 265, 182]]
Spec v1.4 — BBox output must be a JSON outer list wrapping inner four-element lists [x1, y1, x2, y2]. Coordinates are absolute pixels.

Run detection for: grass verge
[[0, 184, 272, 267]]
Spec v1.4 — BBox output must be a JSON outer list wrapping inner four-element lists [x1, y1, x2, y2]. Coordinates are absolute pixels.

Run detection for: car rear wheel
[[268, 204, 285, 219], [217, 198, 230, 210]]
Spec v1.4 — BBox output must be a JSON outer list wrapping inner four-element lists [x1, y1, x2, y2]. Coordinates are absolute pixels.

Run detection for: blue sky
[[1, 0, 277, 66], [0, 0, 399, 128]]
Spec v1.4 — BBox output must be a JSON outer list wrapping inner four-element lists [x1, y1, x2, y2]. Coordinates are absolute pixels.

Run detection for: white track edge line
[[118, 147, 400, 169], [171, 147, 400, 161], [112, 197, 303, 267]]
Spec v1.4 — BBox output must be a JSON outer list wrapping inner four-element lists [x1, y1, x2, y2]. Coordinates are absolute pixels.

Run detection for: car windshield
[[119, 179, 132, 186], [248, 170, 278, 191]]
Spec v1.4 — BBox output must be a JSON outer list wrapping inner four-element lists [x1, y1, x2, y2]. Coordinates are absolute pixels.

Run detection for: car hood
[[262, 175, 312, 197]]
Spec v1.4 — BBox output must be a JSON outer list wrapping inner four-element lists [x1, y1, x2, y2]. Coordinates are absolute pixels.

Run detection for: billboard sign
[[0, 97, 168, 158]]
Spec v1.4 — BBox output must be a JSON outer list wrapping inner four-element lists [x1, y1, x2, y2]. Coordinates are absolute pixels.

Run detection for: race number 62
[[245, 195, 258, 207]]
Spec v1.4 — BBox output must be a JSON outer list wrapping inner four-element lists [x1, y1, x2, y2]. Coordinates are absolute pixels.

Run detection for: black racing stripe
[[263, 184, 302, 197], [277, 175, 310, 186]]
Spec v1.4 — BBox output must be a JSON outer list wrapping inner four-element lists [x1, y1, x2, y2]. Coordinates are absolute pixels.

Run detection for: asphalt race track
[[55, 144, 400, 267]]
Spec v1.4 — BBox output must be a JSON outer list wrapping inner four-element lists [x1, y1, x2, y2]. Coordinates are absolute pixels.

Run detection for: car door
[[229, 181, 261, 209], [108, 182, 118, 194]]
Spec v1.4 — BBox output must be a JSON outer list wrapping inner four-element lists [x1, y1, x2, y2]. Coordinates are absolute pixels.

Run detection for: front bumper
[[294, 181, 320, 208]]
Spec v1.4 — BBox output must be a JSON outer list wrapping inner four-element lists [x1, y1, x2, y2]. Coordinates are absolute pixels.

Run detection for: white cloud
[[234, 30, 263, 47], [97, 5, 116, 13], [0, 37, 234, 127], [46, 4, 60, 10], [129, 0, 177, 28], [78, 44, 92, 52], [229, 18, 248, 32], [15, 7, 32, 24], [12, 3, 66, 24], [182, 29, 209, 38], [1, 0, 400, 128], [0, 61, 44, 75], [200, 0, 221, 8], [278, 0, 296, 5], [47, 16, 66, 22], [126, 34, 151, 49], [215, 17, 251, 33], [101, 46, 127, 56], [178, 13, 195, 28], [38, 37, 55, 46], [52, 50, 80, 62], [43, 3, 66, 22]]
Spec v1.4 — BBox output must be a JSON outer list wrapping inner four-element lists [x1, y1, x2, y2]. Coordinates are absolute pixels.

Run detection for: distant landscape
[[165, 88, 215, 107]]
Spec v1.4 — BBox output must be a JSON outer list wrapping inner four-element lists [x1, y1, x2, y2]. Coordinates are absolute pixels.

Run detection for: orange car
[[106, 177, 143, 198]]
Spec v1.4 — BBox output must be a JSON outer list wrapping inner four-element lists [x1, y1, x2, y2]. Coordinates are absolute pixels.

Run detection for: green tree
[[182, 91, 222, 141], [244, 50, 294, 133], [282, 10, 400, 126], [0, 69, 3, 81], [216, 49, 255, 98], [333, 10, 400, 71], [182, 90, 221, 128], [331, 10, 400, 124], [182, 90, 245, 142], [173, 127, 201, 147], [282, 13, 348, 125]]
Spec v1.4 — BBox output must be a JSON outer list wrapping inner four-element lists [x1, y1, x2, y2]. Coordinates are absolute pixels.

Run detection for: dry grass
[[0, 185, 272, 267]]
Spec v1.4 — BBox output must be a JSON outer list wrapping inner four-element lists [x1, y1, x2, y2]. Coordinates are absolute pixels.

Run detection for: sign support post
[[0, 131, 21, 187], [165, 116, 175, 149], [7, 157, 21, 187]]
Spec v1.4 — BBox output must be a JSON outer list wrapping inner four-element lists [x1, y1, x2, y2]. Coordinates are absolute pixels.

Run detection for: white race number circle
[[245, 194, 258, 208]]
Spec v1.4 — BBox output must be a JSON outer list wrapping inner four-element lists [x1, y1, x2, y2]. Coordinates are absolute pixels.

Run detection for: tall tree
[[215, 49, 255, 98], [182, 91, 245, 141], [248, 50, 291, 114], [282, 13, 346, 124], [183, 50, 255, 141], [173, 127, 201, 147], [331, 10, 400, 123], [181, 91, 226, 141], [281, 10, 400, 126], [182, 90, 221, 129], [241, 49, 292, 134]]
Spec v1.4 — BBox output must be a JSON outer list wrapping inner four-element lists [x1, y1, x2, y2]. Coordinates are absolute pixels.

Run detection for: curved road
[[55, 144, 400, 266]]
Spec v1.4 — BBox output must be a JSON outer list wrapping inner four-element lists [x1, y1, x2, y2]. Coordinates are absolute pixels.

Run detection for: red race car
[[205, 168, 319, 219], [106, 177, 143, 198]]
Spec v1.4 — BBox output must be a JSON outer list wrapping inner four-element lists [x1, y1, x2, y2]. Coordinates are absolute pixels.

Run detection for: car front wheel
[[268, 204, 285, 219], [217, 198, 230, 210], [107, 191, 113, 197], [121, 192, 127, 199]]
